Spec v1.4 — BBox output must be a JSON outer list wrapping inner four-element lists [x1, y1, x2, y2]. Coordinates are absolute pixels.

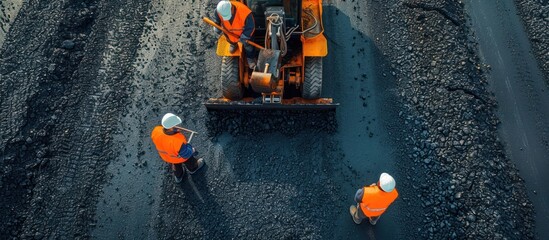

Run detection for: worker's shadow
[[175, 164, 237, 238], [177, 165, 210, 203]]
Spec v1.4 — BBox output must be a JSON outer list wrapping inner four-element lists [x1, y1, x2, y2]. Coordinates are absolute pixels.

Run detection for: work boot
[[247, 58, 256, 69], [229, 44, 237, 53], [369, 216, 380, 225], [174, 174, 184, 183], [189, 158, 205, 174], [349, 205, 362, 224]]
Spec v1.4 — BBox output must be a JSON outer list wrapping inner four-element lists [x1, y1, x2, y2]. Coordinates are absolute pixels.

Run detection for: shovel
[[174, 126, 198, 143], [203, 17, 264, 50]]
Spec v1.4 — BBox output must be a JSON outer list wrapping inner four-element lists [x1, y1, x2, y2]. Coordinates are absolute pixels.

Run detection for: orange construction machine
[[204, 0, 337, 110]]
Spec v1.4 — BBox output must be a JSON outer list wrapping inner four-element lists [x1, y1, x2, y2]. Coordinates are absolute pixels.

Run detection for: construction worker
[[213, 0, 257, 69], [349, 173, 399, 225], [151, 113, 205, 183]]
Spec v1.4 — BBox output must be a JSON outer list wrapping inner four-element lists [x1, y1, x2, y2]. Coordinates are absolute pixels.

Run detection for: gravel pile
[[206, 110, 337, 137], [368, 0, 535, 238], [514, 0, 549, 81]]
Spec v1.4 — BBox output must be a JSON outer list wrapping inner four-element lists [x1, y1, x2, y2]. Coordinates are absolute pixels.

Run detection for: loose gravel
[[0, 0, 539, 239], [367, 0, 535, 238], [514, 0, 549, 82]]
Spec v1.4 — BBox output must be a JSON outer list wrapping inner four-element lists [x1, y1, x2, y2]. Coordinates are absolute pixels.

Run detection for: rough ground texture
[[0, 0, 149, 238], [368, 0, 535, 238], [0, 0, 23, 45], [513, 0, 549, 81], [465, 0, 549, 238], [0, 0, 540, 239], [126, 1, 347, 238]]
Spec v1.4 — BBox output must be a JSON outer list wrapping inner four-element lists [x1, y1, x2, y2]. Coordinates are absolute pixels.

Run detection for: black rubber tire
[[221, 56, 243, 100], [302, 57, 323, 99]]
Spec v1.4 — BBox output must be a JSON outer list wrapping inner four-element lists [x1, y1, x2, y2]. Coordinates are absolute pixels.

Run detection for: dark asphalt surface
[[0, 0, 545, 239], [322, 3, 405, 239], [466, 0, 549, 238]]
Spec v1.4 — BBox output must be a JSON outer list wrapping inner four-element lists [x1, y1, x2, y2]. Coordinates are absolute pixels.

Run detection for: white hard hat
[[217, 1, 232, 21], [379, 173, 396, 192], [161, 113, 182, 129]]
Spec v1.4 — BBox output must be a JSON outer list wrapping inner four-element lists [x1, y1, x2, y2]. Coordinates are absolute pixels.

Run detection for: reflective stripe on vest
[[359, 186, 399, 217], [217, 1, 253, 43], [363, 206, 387, 212], [151, 126, 188, 164]]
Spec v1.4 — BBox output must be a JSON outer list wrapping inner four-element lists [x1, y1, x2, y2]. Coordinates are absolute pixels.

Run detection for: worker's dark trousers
[[356, 204, 367, 220], [172, 156, 200, 177], [242, 42, 256, 60], [355, 204, 381, 224]]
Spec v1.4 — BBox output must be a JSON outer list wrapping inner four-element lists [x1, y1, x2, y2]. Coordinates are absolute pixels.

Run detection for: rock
[[36, 149, 46, 158], [467, 214, 476, 222], [61, 40, 75, 49]]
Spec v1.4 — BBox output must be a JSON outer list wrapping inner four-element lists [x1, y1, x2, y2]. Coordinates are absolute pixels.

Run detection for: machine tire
[[302, 57, 322, 99], [221, 56, 243, 100]]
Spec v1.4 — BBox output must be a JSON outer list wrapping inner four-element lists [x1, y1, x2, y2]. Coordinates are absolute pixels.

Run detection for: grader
[[204, 0, 337, 110]]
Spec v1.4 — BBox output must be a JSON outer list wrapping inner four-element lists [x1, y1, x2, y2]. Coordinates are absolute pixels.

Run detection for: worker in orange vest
[[213, 0, 257, 69], [349, 173, 399, 225], [151, 113, 205, 183]]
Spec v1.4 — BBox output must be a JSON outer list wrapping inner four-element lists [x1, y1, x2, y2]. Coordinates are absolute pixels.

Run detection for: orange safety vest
[[359, 185, 399, 217], [217, 1, 254, 43], [150, 126, 188, 164]]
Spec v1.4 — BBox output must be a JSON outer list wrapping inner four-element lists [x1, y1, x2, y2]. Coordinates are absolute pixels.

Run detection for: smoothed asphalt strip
[[466, 0, 549, 238]]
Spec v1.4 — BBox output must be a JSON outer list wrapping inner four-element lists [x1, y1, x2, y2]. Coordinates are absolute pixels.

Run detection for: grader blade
[[205, 98, 338, 110]]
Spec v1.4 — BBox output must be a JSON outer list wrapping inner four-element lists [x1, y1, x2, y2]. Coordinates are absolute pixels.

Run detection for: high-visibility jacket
[[217, 1, 254, 43], [151, 126, 188, 164], [359, 185, 399, 217]]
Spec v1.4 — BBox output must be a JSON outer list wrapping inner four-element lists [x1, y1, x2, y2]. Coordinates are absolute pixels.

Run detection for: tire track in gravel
[[1, 0, 149, 238], [0, 1, 68, 237], [93, 0, 219, 238], [0, 0, 23, 46], [18, 0, 149, 238]]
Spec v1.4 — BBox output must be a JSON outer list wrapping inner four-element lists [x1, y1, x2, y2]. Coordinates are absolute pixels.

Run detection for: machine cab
[[245, 0, 301, 33]]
